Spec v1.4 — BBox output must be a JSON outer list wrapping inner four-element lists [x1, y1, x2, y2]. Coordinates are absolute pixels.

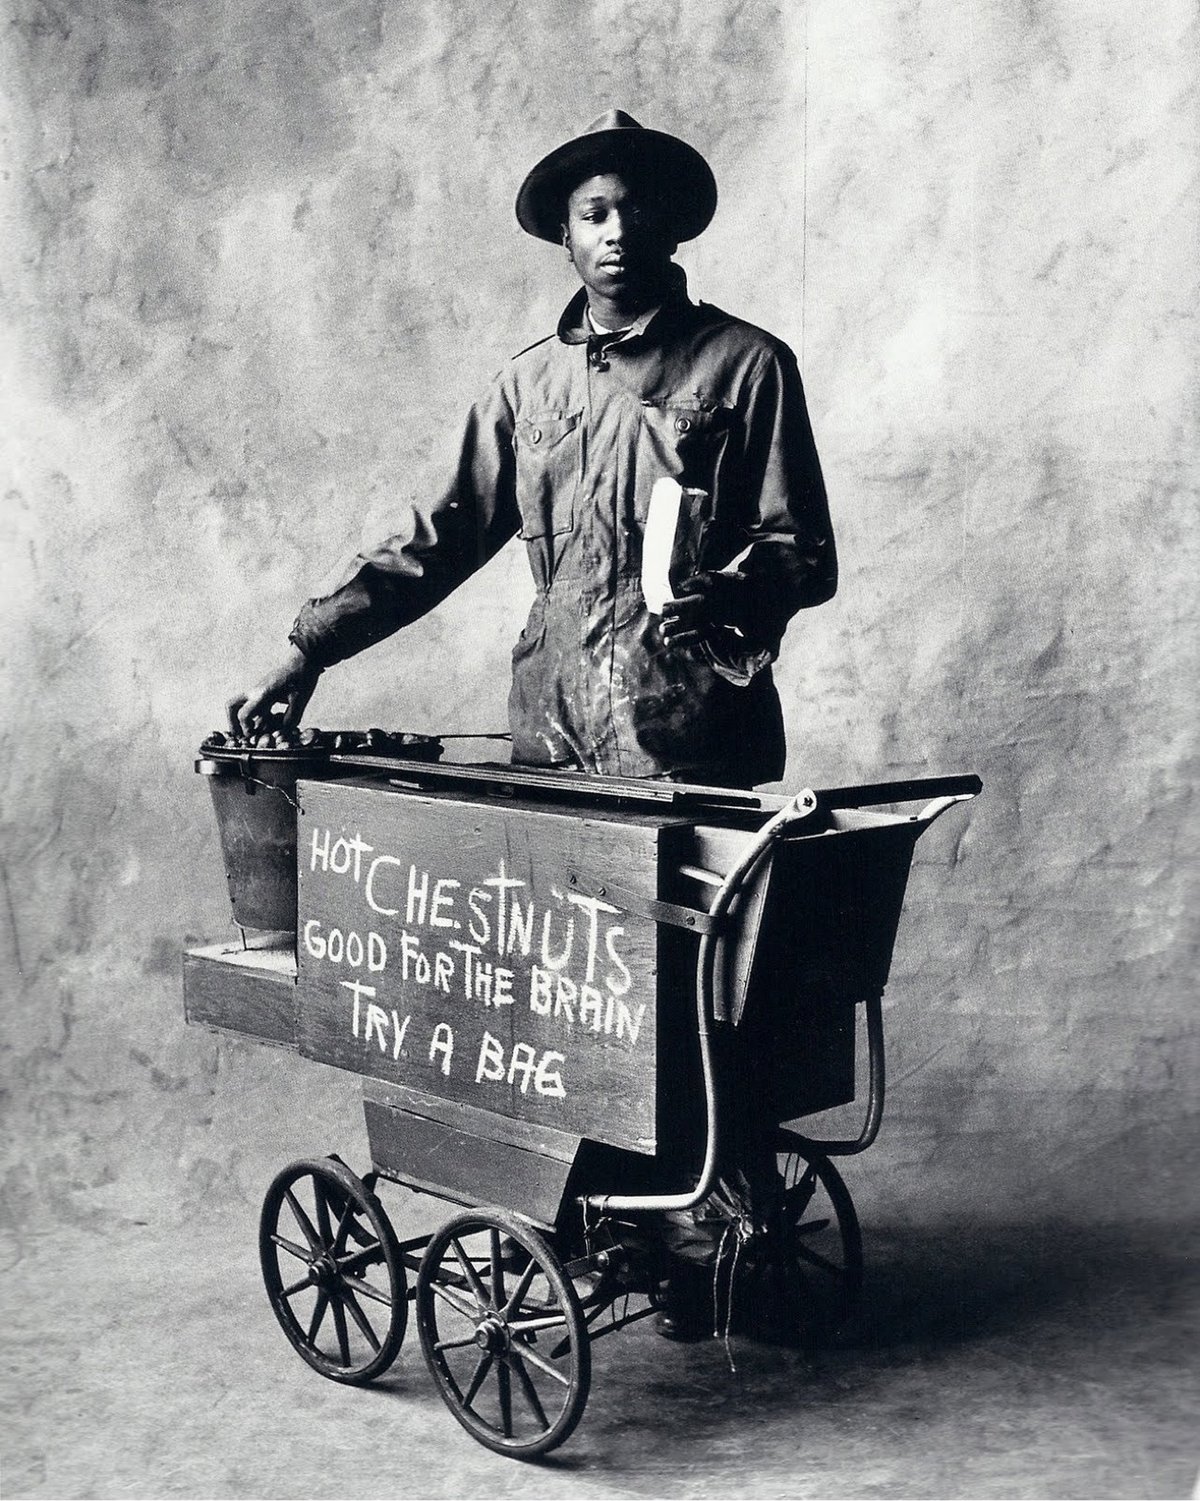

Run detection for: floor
[[2, 1185, 1196, 1500]]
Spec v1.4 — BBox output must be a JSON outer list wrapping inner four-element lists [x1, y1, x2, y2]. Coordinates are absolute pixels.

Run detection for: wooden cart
[[185, 748, 979, 1458]]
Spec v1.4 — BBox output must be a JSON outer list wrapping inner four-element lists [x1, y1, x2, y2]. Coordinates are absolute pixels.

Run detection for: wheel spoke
[[284, 1189, 322, 1253], [434, 1332, 482, 1353], [794, 1240, 844, 1278], [507, 1312, 568, 1336], [306, 1290, 330, 1344], [795, 1217, 832, 1237], [314, 1177, 335, 1249], [270, 1232, 312, 1263], [501, 1259, 540, 1318], [450, 1239, 490, 1309], [496, 1355, 513, 1437], [337, 1243, 384, 1276], [337, 1286, 381, 1352], [431, 1277, 478, 1319], [342, 1272, 391, 1307], [782, 1168, 819, 1216], [331, 1195, 359, 1257], [513, 1336, 570, 1386], [490, 1229, 506, 1309], [461, 1351, 493, 1408], [330, 1292, 351, 1364], [281, 1270, 315, 1298], [505, 1349, 548, 1429]]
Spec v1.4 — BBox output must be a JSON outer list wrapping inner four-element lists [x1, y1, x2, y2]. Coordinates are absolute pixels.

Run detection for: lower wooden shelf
[[183, 935, 298, 1049]]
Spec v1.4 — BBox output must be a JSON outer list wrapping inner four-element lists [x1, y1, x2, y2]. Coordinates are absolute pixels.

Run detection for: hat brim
[[515, 126, 717, 244]]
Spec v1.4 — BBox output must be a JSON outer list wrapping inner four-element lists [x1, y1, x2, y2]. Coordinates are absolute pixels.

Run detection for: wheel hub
[[473, 1314, 509, 1354], [310, 1252, 339, 1287]]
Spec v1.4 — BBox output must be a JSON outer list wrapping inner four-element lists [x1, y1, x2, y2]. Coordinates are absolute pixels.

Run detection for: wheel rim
[[416, 1209, 590, 1458], [259, 1158, 407, 1384], [764, 1147, 863, 1342]]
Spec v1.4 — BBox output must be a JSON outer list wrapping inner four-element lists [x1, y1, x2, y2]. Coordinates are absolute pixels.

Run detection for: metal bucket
[[199, 754, 324, 931], [197, 733, 443, 932]]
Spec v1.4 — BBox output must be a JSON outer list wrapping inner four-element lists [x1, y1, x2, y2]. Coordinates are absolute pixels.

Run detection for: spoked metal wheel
[[759, 1145, 863, 1344], [415, 1208, 590, 1459], [259, 1157, 407, 1384]]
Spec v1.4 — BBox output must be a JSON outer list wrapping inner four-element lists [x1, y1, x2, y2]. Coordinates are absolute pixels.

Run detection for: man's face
[[562, 171, 676, 308]]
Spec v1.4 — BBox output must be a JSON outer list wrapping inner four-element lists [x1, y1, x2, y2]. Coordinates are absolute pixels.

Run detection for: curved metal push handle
[[817, 773, 982, 812], [914, 790, 980, 827]]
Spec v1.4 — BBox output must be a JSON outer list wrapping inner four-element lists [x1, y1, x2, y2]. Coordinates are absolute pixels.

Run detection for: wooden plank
[[363, 1100, 578, 1230], [294, 781, 679, 1155], [327, 754, 768, 813], [362, 1082, 582, 1164], [183, 939, 297, 1048]]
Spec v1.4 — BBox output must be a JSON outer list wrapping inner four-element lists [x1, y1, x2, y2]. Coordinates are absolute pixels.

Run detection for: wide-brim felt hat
[[515, 109, 718, 244]]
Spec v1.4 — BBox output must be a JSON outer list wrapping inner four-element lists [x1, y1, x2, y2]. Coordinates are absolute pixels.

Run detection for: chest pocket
[[514, 412, 581, 538], [638, 400, 734, 492]]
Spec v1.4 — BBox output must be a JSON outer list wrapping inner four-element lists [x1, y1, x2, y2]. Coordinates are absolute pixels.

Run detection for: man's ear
[[561, 226, 574, 261]]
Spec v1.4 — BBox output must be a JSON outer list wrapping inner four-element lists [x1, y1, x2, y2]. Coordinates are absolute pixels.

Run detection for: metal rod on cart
[[582, 789, 821, 1216], [778, 991, 887, 1158]]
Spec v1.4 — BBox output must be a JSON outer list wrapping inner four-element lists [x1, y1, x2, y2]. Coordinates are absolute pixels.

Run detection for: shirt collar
[[557, 264, 691, 346]]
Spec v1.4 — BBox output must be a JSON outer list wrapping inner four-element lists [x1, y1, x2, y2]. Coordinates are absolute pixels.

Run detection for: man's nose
[[605, 210, 631, 243]]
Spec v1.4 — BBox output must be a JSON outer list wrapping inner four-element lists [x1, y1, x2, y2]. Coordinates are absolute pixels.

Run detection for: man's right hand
[[226, 646, 323, 739]]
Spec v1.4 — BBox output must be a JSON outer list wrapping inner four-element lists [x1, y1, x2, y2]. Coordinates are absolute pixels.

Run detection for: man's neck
[[587, 305, 629, 336], [585, 271, 674, 333]]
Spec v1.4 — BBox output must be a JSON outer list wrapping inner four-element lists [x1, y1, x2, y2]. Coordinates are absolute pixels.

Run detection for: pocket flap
[[516, 411, 580, 450]]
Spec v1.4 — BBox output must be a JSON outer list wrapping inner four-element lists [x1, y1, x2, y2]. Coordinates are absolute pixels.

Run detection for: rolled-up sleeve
[[289, 376, 519, 668]]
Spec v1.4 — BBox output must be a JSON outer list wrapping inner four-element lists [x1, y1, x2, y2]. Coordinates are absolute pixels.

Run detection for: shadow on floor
[[850, 1218, 1198, 1350], [511, 1217, 1200, 1486]]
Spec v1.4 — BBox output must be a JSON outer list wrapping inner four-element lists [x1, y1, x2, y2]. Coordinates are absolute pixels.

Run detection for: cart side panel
[[363, 1099, 579, 1230], [295, 781, 671, 1155]]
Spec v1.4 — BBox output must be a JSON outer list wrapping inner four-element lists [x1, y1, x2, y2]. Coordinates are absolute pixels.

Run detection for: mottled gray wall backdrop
[[2, 0, 1196, 1244]]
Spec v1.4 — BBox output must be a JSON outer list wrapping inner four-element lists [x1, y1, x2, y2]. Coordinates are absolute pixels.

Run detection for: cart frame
[[187, 763, 980, 1458]]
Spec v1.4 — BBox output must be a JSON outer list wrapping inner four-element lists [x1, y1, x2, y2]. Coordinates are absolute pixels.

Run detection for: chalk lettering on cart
[[306, 921, 387, 972], [466, 887, 492, 943], [341, 979, 412, 1060], [307, 828, 645, 1099], [476, 1031, 567, 1098], [528, 970, 645, 1042], [310, 827, 374, 881], [405, 867, 464, 930], [429, 1022, 454, 1076], [364, 854, 403, 916], [308, 835, 634, 1013], [448, 940, 515, 1007]]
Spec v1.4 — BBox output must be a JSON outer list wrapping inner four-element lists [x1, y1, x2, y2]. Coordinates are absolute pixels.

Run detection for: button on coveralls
[[290, 274, 836, 787]]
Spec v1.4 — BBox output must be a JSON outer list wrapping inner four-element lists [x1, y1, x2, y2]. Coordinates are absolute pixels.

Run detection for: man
[[229, 113, 837, 1341], [229, 111, 836, 791]]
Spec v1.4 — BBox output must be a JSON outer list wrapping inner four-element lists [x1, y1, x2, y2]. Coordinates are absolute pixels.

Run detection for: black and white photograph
[[2, 1, 1196, 1497]]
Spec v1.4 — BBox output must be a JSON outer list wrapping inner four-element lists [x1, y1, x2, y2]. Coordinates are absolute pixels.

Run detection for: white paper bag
[[642, 477, 684, 614]]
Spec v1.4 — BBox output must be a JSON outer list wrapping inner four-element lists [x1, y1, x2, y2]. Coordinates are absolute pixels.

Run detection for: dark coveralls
[[289, 271, 836, 788]]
